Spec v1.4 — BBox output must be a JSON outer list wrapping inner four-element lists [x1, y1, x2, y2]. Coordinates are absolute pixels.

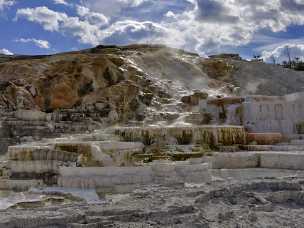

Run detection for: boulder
[[139, 92, 154, 106], [181, 91, 208, 106], [108, 109, 119, 122], [94, 102, 107, 111]]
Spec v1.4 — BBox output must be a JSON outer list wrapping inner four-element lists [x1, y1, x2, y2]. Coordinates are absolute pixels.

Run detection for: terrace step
[[242, 144, 304, 151], [288, 134, 304, 140], [218, 145, 240, 152], [8, 145, 78, 162], [206, 151, 304, 170], [0, 179, 44, 191], [212, 168, 304, 181], [58, 162, 211, 190], [289, 139, 304, 145]]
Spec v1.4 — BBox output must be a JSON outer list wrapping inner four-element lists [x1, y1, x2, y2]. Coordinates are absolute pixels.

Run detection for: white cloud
[[165, 11, 176, 18], [15, 38, 50, 49], [0, 0, 14, 10], [0, 48, 13, 55], [101, 20, 167, 44], [76, 5, 108, 27], [53, 0, 69, 5], [16, 6, 109, 45], [262, 43, 304, 63], [16, 6, 161, 46], [80, 0, 147, 17], [16, 6, 66, 31]]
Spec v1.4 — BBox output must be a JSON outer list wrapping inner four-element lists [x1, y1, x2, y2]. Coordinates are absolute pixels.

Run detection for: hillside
[[227, 60, 304, 96], [0, 44, 303, 121]]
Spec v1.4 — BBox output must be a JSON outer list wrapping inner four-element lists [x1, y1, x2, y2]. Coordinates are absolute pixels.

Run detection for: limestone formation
[[114, 125, 246, 146]]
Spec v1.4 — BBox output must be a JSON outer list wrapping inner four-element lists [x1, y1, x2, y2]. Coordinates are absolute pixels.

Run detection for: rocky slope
[[0, 44, 303, 150], [1, 45, 303, 113]]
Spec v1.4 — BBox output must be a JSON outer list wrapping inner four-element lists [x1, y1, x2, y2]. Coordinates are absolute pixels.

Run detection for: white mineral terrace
[[1, 124, 304, 194], [3, 94, 304, 224]]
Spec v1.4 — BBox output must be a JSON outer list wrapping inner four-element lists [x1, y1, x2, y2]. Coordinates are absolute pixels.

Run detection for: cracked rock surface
[[2, 175, 304, 228]]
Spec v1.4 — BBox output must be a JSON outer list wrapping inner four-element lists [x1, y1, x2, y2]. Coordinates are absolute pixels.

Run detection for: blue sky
[[1, 0, 304, 62]]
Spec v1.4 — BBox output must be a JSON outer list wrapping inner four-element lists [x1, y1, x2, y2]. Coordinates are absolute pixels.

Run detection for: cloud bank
[[13, 0, 304, 57]]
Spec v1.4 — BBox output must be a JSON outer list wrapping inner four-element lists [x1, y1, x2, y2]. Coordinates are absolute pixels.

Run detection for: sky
[[1, 0, 304, 62]]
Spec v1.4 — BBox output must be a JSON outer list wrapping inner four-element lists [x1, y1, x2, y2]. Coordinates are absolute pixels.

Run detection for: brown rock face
[[200, 59, 235, 82], [0, 51, 145, 123], [3, 83, 37, 110], [30, 55, 126, 111]]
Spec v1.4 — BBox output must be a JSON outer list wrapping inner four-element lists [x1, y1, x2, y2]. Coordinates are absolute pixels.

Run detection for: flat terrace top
[[113, 125, 245, 130]]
